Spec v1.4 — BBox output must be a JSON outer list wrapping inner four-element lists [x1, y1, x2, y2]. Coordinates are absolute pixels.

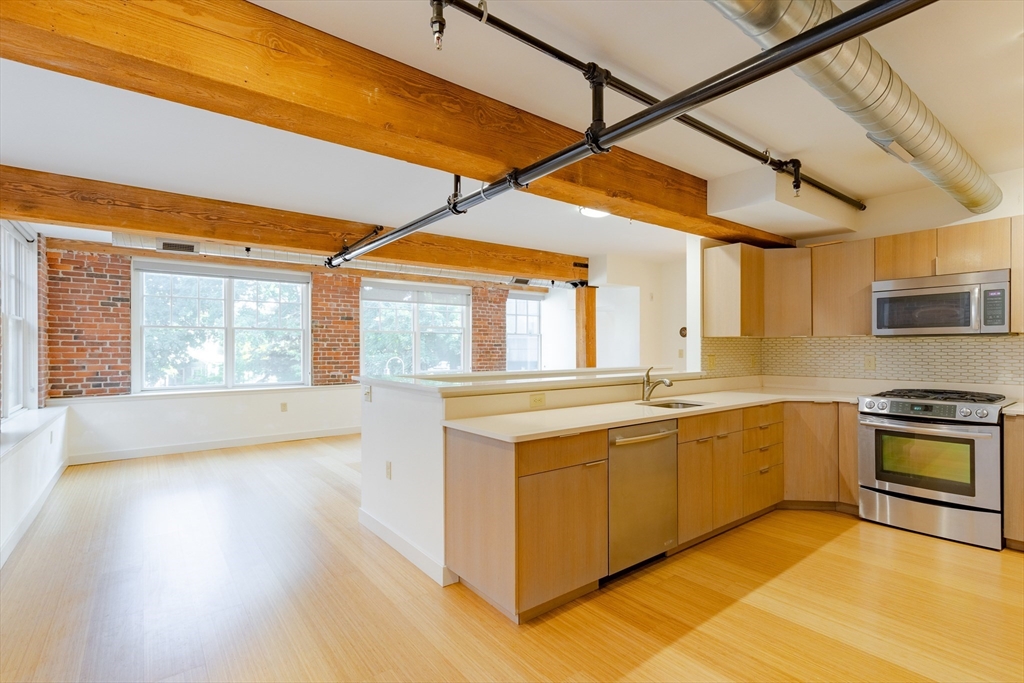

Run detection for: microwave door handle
[[858, 420, 992, 440], [971, 284, 981, 330]]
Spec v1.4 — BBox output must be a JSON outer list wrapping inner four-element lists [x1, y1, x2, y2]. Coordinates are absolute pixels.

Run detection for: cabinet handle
[[696, 438, 711, 444], [716, 434, 729, 439], [759, 446, 769, 451], [759, 467, 770, 474], [558, 433, 581, 438], [584, 461, 603, 468], [759, 424, 770, 430]]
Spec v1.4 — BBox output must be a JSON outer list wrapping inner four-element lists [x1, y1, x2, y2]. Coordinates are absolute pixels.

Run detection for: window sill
[[0, 407, 68, 462], [46, 383, 359, 405]]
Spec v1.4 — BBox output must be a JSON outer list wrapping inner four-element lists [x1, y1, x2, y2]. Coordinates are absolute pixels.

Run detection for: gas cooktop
[[874, 389, 1006, 404], [859, 388, 1009, 424]]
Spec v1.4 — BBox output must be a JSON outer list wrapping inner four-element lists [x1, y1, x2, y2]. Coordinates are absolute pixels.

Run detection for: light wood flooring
[[1, 436, 1021, 682]]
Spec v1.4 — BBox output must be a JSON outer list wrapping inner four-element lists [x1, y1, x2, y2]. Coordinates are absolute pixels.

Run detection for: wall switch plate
[[707, 354, 717, 370], [529, 393, 546, 409], [280, 402, 288, 412], [386, 461, 392, 480], [677, 348, 685, 359], [49, 431, 53, 444], [363, 386, 372, 402], [864, 354, 876, 371]]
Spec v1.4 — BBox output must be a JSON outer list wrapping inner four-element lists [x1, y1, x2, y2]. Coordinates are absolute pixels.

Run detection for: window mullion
[[225, 277, 234, 389]]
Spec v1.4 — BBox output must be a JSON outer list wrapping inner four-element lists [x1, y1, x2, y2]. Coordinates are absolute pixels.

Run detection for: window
[[506, 295, 541, 371], [360, 282, 469, 375], [133, 262, 310, 391], [1, 221, 34, 417]]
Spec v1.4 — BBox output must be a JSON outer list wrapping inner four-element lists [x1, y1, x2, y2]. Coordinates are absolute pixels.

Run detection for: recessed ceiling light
[[578, 207, 610, 218]]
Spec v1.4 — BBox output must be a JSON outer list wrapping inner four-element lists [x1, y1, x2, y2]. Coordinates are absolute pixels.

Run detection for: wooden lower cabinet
[[678, 439, 713, 544], [743, 464, 783, 517], [784, 402, 839, 502], [518, 461, 608, 611], [1004, 416, 1023, 545], [711, 432, 744, 528], [837, 402, 860, 506]]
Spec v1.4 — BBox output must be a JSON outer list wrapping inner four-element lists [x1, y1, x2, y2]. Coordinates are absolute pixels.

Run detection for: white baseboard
[[0, 461, 67, 569], [68, 427, 361, 466], [358, 508, 458, 587]]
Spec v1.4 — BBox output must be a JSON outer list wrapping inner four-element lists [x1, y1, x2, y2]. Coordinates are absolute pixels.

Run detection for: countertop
[[1005, 403, 1023, 417], [441, 388, 859, 443]]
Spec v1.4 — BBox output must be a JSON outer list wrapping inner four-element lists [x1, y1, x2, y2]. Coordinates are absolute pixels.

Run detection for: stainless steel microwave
[[872, 269, 1010, 336]]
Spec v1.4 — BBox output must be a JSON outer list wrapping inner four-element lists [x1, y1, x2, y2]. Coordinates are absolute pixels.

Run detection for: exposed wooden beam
[[0, 0, 793, 249], [575, 286, 597, 368], [0, 165, 587, 282]]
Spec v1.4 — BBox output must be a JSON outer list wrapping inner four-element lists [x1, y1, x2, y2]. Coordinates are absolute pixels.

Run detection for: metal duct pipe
[[329, 0, 934, 266], [706, 0, 1002, 214]]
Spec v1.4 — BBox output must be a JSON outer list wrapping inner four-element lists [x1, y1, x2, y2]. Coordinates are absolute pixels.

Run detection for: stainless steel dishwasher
[[608, 420, 678, 574]]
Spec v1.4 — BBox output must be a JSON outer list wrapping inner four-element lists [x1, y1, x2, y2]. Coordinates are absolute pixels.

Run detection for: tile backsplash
[[703, 335, 1024, 385]]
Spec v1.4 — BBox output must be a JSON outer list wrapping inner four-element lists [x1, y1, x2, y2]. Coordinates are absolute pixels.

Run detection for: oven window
[[876, 291, 972, 330], [875, 430, 975, 497]]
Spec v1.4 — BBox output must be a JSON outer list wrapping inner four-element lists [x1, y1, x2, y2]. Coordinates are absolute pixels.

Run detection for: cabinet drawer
[[742, 463, 784, 517], [742, 442, 784, 475], [742, 422, 784, 452], [517, 430, 608, 477], [742, 403, 783, 430], [679, 410, 743, 443]]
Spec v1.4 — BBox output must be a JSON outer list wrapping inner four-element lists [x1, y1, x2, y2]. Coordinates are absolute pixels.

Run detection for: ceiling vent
[[156, 239, 199, 253]]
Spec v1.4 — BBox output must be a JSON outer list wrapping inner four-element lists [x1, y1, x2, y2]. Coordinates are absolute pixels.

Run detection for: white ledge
[[0, 407, 68, 462]]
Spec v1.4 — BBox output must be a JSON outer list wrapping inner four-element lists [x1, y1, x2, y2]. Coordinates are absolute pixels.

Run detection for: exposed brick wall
[[47, 250, 132, 398], [471, 286, 508, 372], [311, 271, 361, 385], [37, 236, 49, 407]]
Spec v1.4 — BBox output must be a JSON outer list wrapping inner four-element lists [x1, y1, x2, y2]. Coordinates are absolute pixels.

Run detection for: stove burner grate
[[875, 389, 1006, 404]]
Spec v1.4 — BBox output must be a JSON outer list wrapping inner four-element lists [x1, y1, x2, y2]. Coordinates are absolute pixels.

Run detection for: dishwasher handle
[[612, 429, 678, 446]]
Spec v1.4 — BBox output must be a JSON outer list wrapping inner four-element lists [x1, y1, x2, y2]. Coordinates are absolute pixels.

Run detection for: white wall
[[596, 286, 640, 368], [659, 258, 688, 371], [50, 384, 361, 465], [591, 254, 664, 366], [685, 234, 703, 373], [1, 408, 66, 567], [540, 288, 576, 370]]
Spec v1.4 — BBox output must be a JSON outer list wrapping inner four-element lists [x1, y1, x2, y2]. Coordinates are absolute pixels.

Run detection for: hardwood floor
[[1, 436, 1021, 682]]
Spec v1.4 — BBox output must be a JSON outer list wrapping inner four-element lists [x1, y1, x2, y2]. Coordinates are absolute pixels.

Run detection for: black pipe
[[444, 0, 867, 212], [328, 0, 933, 267]]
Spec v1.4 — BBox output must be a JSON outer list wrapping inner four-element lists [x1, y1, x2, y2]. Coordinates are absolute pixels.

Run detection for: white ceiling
[[1, 0, 1021, 262]]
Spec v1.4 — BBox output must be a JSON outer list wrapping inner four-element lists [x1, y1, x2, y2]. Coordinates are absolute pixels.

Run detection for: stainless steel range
[[858, 389, 1011, 550]]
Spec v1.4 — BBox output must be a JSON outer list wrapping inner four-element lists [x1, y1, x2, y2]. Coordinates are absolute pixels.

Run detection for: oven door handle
[[858, 420, 993, 440]]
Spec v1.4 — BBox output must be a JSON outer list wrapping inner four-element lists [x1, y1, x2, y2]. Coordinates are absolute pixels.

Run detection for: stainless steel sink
[[638, 400, 705, 410]]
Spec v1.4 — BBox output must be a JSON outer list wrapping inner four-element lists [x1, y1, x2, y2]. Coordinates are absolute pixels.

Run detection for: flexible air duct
[[706, 0, 1002, 213]]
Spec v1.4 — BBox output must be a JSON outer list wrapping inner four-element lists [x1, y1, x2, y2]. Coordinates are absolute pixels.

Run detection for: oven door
[[858, 415, 1001, 511], [873, 284, 980, 335]]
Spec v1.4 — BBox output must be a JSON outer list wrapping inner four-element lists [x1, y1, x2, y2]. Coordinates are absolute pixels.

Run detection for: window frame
[[506, 292, 543, 372], [1, 221, 36, 419], [131, 260, 312, 393], [359, 279, 472, 376]]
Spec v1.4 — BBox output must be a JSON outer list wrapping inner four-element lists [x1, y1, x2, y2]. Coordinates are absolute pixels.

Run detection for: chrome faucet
[[642, 366, 673, 401]]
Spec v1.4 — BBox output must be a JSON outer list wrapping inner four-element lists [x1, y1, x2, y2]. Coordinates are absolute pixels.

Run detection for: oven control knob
[[877, 401, 888, 410], [864, 400, 876, 409], [959, 407, 972, 417], [976, 409, 989, 419]]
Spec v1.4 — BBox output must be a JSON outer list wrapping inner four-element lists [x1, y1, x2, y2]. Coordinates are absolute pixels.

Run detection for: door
[[858, 415, 1001, 511], [678, 439, 713, 544], [517, 461, 608, 612], [712, 432, 744, 528], [784, 402, 839, 502]]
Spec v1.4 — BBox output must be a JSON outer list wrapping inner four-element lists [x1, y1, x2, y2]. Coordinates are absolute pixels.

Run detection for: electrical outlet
[[864, 354, 876, 371], [529, 393, 546, 409], [677, 348, 685, 359], [707, 354, 717, 370], [280, 402, 288, 412], [386, 461, 392, 480], [363, 386, 372, 403]]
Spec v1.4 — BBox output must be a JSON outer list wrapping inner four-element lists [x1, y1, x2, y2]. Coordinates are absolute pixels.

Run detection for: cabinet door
[[783, 402, 839, 502], [812, 240, 875, 337], [712, 432, 744, 528], [936, 218, 1012, 275], [764, 248, 811, 337], [678, 439, 713, 544], [875, 230, 936, 280], [742, 464, 783, 516], [704, 243, 764, 337], [1004, 416, 1024, 544], [838, 402, 860, 506], [517, 461, 608, 612]]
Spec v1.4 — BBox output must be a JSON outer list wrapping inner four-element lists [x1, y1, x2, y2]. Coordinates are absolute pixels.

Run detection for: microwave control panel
[[983, 288, 1006, 327]]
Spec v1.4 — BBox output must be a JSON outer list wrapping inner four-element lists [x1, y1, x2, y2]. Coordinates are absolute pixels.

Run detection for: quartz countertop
[[441, 388, 858, 443], [1004, 402, 1023, 417]]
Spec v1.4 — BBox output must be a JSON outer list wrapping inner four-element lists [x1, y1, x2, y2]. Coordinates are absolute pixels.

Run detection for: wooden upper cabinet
[[1011, 216, 1023, 334], [704, 243, 764, 337], [783, 402, 839, 502], [935, 218, 1012, 275], [811, 240, 875, 337], [875, 230, 936, 280], [764, 248, 812, 337]]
